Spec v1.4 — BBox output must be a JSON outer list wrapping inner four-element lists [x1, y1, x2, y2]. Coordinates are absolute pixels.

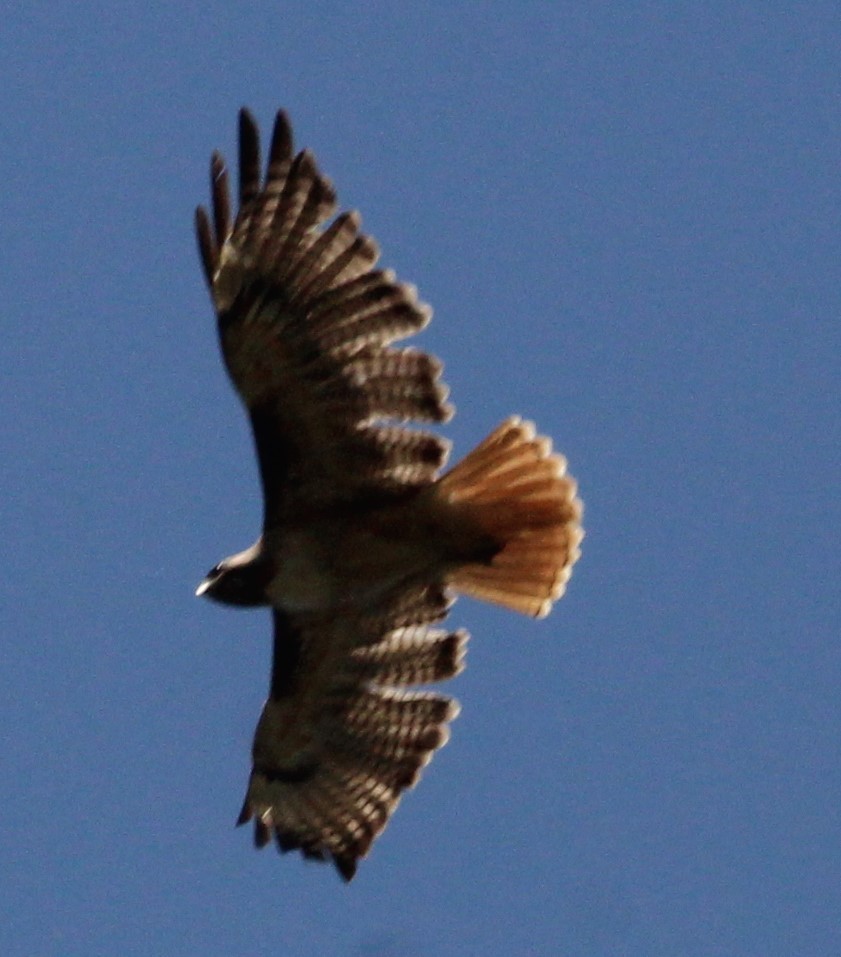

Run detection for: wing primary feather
[[334, 854, 358, 882], [195, 206, 217, 287], [269, 151, 337, 278], [236, 795, 252, 827], [302, 230, 380, 302], [210, 151, 231, 250], [266, 109, 294, 184], [275, 829, 300, 854], [238, 107, 262, 208], [254, 815, 272, 848], [298, 267, 397, 314], [283, 215, 363, 298], [306, 298, 431, 357], [288, 210, 362, 300], [263, 151, 329, 256]]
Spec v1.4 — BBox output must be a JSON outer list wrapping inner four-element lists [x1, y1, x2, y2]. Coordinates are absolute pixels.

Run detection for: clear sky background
[[2, 4, 839, 956]]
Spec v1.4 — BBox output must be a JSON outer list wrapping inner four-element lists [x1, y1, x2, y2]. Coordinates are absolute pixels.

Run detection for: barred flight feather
[[311, 295, 431, 353], [303, 280, 411, 334], [359, 582, 454, 631], [301, 266, 398, 318], [283, 215, 366, 297], [347, 627, 467, 686], [338, 425, 449, 487], [263, 154, 334, 265]]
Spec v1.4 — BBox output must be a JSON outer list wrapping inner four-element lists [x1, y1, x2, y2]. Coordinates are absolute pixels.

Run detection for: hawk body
[[195, 109, 583, 880]]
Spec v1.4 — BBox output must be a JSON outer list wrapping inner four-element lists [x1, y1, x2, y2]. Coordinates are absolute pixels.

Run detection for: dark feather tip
[[210, 150, 226, 182], [275, 830, 300, 854], [238, 107, 262, 206], [195, 206, 217, 287], [235, 797, 253, 827], [254, 819, 272, 848], [210, 152, 231, 247], [334, 854, 358, 882], [300, 844, 329, 863], [268, 110, 294, 177], [238, 107, 259, 145]]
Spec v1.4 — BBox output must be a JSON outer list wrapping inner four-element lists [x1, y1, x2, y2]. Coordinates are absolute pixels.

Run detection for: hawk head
[[196, 543, 269, 607]]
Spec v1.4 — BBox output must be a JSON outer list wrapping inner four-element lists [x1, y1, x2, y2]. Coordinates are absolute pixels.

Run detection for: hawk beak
[[195, 578, 212, 598]]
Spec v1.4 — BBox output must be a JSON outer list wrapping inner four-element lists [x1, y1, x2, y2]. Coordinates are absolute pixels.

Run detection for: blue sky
[[2, 4, 839, 955]]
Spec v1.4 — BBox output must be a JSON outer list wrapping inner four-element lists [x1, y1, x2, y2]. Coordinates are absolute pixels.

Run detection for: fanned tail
[[437, 417, 583, 618]]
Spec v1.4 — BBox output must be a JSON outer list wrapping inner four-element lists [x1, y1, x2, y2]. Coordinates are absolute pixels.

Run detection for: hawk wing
[[238, 584, 466, 880], [195, 109, 452, 528]]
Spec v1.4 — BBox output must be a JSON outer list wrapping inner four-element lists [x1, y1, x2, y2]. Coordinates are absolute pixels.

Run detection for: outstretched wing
[[238, 585, 467, 880], [196, 109, 452, 527]]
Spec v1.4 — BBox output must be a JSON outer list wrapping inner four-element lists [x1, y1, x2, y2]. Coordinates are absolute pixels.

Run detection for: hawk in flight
[[195, 109, 583, 880]]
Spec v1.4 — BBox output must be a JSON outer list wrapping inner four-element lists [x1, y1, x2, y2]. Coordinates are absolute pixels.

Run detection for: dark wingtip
[[275, 830, 299, 854], [238, 107, 261, 207], [209, 150, 231, 250], [254, 818, 272, 848], [334, 854, 358, 882], [210, 150, 226, 182], [267, 109, 294, 182], [195, 205, 217, 287], [235, 796, 253, 827]]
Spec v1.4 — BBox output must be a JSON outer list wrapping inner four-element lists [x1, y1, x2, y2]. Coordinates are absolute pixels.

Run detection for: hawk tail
[[438, 417, 583, 618]]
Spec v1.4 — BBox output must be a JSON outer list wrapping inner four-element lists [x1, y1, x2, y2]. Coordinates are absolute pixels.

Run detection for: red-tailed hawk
[[194, 109, 583, 880]]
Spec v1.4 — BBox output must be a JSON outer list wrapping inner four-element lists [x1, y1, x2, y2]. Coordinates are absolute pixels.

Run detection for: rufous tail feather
[[436, 417, 583, 617]]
